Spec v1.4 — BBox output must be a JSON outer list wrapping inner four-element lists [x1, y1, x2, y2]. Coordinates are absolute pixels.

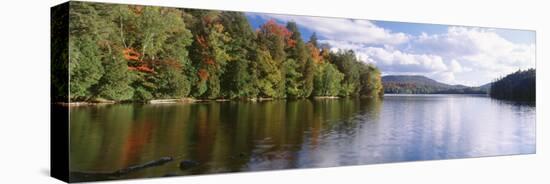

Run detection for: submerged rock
[[114, 157, 173, 175], [179, 160, 199, 170], [70, 156, 174, 181]]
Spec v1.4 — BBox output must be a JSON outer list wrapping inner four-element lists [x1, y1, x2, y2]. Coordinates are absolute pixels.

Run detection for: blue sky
[[245, 13, 536, 86]]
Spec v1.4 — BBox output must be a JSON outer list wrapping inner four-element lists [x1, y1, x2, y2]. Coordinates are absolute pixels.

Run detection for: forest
[[51, 2, 383, 102], [381, 75, 487, 94], [490, 69, 536, 101]]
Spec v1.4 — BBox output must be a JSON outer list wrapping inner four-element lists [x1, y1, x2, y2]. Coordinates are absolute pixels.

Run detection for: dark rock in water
[[238, 152, 246, 157], [179, 160, 199, 170], [114, 157, 173, 175], [70, 157, 174, 182]]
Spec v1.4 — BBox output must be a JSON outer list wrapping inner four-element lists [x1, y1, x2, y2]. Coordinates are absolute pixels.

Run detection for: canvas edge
[[51, 1, 71, 183]]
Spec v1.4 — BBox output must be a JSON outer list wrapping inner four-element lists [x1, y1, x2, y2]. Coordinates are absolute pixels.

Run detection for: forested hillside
[[382, 75, 488, 94], [52, 2, 383, 102], [383, 75, 466, 94], [490, 69, 535, 101]]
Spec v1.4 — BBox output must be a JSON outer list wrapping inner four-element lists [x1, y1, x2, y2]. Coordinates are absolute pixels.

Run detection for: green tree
[[326, 63, 345, 96], [286, 22, 314, 97], [254, 48, 283, 98], [256, 20, 291, 98], [257, 19, 289, 63], [313, 62, 344, 96], [96, 56, 134, 100], [62, 3, 385, 102], [359, 64, 383, 97], [153, 65, 191, 98], [113, 6, 193, 100], [490, 69, 535, 101], [188, 10, 230, 99], [329, 50, 361, 96], [283, 59, 302, 97], [68, 2, 115, 100], [219, 12, 257, 98], [68, 36, 104, 100]]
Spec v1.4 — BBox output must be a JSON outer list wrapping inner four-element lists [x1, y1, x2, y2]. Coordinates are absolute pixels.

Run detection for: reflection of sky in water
[[69, 95, 535, 181], [252, 95, 535, 169]]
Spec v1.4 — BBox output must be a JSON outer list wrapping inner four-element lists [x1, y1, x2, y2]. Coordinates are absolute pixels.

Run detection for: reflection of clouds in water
[[284, 95, 535, 168], [69, 96, 535, 181]]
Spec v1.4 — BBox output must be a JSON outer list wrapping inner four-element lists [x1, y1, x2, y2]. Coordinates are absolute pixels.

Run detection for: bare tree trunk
[[120, 16, 127, 48]]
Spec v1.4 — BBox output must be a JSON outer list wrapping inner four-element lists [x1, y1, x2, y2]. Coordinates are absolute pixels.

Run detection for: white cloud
[[412, 27, 535, 77], [449, 59, 463, 73], [247, 13, 410, 46], [362, 47, 448, 73], [321, 40, 448, 73], [321, 27, 534, 86]]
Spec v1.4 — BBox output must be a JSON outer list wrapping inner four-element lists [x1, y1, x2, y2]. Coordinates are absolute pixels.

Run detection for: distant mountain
[[382, 75, 488, 94]]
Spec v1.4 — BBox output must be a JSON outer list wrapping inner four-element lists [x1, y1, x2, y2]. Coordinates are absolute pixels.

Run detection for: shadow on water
[[490, 98, 536, 107]]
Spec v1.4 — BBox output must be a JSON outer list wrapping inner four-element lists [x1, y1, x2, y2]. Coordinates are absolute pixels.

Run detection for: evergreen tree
[[283, 59, 302, 97], [490, 69, 535, 101], [153, 65, 190, 98], [359, 64, 383, 97], [254, 48, 282, 97], [219, 12, 257, 98], [330, 50, 361, 96], [68, 36, 104, 100], [68, 2, 113, 100], [96, 56, 134, 100], [286, 22, 314, 97], [309, 32, 318, 48]]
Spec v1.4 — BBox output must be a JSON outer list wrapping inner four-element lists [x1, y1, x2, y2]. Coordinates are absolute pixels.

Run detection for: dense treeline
[[490, 69, 535, 101], [382, 75, 465, 94], [434, 87, 487, 94], [383, 82, 445, 94], [383, 82, 487, 94], [51, 3, 69, 102], [52, 2, 383, 102], [382, 75, 489, 94]]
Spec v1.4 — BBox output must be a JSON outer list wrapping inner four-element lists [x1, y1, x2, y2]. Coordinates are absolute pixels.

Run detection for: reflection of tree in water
[[120, 120, 154, 168], [69, 99, 384, 179], [70, 105, 136, 172]]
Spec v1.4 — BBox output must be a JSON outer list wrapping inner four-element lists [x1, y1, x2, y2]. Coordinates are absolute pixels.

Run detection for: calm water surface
[[68, 94, 535, 181]]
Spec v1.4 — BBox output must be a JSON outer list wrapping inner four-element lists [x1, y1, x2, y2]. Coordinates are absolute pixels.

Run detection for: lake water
[[68, 94, 535, 181]]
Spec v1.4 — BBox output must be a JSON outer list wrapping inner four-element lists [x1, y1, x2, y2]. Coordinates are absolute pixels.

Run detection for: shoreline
[[54, 96, 362, 107]]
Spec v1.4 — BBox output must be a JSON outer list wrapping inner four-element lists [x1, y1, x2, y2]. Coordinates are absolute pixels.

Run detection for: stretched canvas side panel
[[51, 1, 70, 183]]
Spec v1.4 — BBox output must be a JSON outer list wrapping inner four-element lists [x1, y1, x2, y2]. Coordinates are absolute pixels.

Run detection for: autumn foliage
[[123, 48, 154, 73], [198, 69, 209, 81], [259, 19, 295, 47], [123, 48, 140, 61], [307, 43, 323, 64], [65, 2, 384, 101]]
